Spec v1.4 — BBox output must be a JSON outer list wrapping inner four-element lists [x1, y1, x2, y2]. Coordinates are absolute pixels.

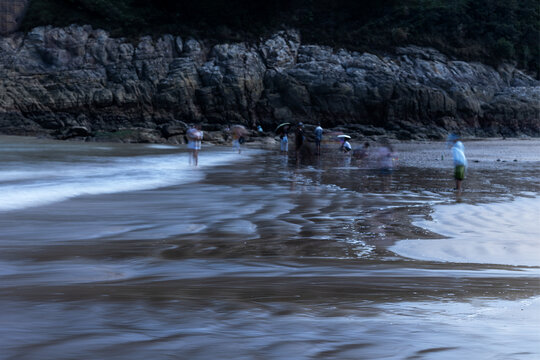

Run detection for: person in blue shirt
[[449, 134, 468, 193], [314, 123, 323, 155]]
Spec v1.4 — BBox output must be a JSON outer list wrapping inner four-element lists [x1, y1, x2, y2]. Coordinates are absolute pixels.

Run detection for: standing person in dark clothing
[[295, 122, 305, 161]]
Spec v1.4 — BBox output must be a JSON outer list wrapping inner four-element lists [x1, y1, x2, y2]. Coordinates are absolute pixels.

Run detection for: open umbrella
[[231, 124, 248, 136], [336, 134, 351, 139], [275, 122, 291, 133]]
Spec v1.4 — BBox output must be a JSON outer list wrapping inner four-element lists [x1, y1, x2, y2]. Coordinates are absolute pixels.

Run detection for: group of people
[[277, 122, 307, 158], [277, 122, 467, 192], [186, 123, 250, 165], [278, 123, 393, 163], [186, 122, 468, 193]]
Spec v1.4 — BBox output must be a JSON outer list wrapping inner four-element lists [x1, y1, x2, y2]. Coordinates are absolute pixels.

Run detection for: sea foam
[[0, 150, 243, 212]]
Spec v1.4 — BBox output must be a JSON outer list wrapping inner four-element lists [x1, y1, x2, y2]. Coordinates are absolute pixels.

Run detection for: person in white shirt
[[186, 124, 203, 166], [341, 140, 352, 153]]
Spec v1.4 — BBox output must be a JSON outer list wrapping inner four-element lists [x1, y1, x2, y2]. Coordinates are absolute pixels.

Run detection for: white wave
[[0, 150, 243, 212], [144, 144, 178, 150], [390, 197, 540, 266]]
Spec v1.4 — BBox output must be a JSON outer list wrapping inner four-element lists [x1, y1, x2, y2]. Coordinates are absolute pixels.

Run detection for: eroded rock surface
[[0, 25, 538, 142]]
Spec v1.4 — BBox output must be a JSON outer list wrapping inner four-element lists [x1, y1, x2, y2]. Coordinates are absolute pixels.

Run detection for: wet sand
[[0, 136, 539, 359]]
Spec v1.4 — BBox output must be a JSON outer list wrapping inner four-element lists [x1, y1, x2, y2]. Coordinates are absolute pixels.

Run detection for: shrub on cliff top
[[20, 0, 540, 76]]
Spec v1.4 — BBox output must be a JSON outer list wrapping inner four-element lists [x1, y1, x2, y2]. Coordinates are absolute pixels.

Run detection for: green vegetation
[[21, 0, 539, 76]]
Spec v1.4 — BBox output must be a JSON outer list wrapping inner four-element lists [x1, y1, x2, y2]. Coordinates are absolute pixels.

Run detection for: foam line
[[0, 151, 243, 212]]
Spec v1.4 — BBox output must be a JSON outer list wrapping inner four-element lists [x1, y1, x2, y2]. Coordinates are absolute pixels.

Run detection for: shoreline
[[2, 130, 540, 146]]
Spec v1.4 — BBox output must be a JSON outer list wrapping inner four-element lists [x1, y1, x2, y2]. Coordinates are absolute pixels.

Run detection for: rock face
[[0, 25, 538, 142]]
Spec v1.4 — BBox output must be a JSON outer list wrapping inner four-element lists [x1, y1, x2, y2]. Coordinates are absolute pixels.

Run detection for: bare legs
[[189, 149, 199, 166], [455, 179, 462, 194]]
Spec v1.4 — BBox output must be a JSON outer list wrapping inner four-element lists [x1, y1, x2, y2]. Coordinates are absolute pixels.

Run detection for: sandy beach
[[0, 135, 539, 359]]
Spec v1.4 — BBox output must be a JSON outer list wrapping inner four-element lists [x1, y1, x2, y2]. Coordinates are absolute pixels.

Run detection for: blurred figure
[[295, 122, 305, 162], [295, 122, 305, 152], [337, 135, 352, 153], [276, 123, 290, 154], [449, 134, 468, 193], [186, 124, 203, 166], [231, 125, 248, 154], [340, 139, 352, 153], [257, 125, 264, 133], [314, 123, 323, 155], [353, 142, 370, 161], [376, 140, 397, 190], [223, 124, 231, 142]]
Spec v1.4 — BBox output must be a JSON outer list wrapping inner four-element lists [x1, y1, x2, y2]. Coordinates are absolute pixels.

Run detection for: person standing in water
[[186, 124, 203, 166], [295, 122, 305, 150], [314, 123, 323, 155], [231, 125, 248, 154], [340, 138, 352, 153], [353, 142, 370, 163], [279, 125, 289, 154], [295, 122, 305, 162], [450, 134, 467, 193], [376, 140, 397, 190]]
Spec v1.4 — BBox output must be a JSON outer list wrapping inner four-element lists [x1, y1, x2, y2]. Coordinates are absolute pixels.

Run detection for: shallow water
[[391, 197, 540, 266], [1, 136, 539, 359]]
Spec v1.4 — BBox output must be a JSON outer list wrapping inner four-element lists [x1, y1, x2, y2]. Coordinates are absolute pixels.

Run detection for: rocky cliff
[[0, 25, 538, 142]]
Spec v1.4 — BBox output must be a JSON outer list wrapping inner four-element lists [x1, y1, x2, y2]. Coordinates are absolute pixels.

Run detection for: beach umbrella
[[231, 124, 248, 136], [336, 134, 351, 139], [275, 122, 290, 133]]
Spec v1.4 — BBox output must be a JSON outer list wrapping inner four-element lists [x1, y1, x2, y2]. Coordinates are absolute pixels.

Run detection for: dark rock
[[160, 124, 187, 138], [0, 26, 538, 142], [201, 123, 225, 131], [92, 128, 162, 143], [396, 129, 413, 140], [35, 115, 64, 130], [66, 125, 91, 137], [203, 131, 227, 143]]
